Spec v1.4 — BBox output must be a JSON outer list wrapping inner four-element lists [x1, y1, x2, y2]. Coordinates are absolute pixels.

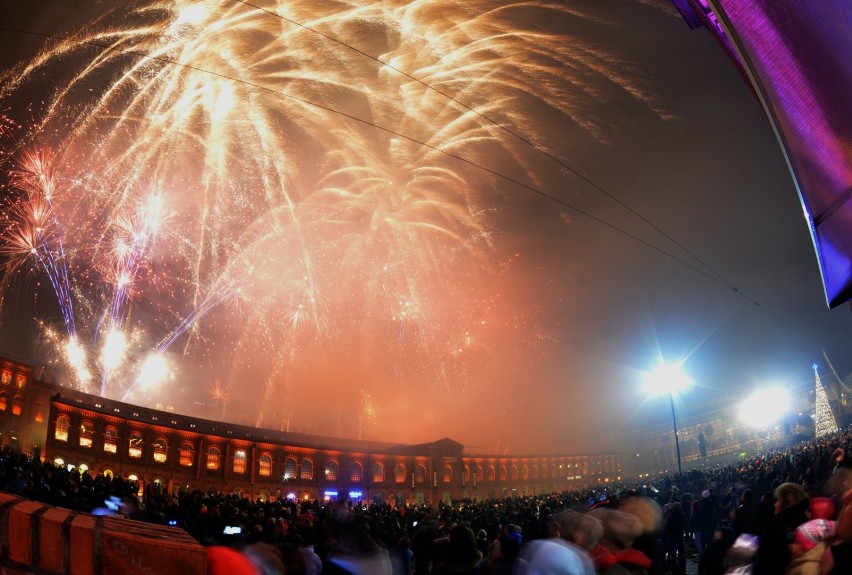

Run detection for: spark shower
[[0, 0, 670, 442]]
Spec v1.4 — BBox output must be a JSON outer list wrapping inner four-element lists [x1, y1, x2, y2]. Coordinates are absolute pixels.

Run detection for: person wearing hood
[[784, 518, 836, 575]]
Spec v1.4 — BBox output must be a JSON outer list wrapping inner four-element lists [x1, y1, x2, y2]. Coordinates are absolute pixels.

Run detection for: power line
[[0, 24, 807, 340], [234, 0, 731, 288]]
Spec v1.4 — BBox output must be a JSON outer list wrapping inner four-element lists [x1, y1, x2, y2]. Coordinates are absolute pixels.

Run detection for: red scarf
[[590, 544, 653, 570]]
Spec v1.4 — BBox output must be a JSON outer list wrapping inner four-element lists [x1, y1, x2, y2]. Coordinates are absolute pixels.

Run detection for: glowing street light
[[739, 386, 790, 428], [644, 363, 692, 475]]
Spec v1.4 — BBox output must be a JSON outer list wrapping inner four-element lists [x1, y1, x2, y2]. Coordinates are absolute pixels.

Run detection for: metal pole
[[670, 393, 682, 475]]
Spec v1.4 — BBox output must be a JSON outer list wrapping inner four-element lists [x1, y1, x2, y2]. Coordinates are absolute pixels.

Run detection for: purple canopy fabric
[[673, 0, 852, 308]]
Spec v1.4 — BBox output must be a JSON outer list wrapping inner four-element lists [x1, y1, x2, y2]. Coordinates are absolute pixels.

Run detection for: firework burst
[[1, 0, 670, 440]]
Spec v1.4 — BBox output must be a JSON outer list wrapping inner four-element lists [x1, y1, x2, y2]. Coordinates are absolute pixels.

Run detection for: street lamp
[[645, 363, 692, 475]]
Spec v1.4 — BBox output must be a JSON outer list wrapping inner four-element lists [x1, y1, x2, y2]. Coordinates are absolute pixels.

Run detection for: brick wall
[[0, 493, 206, 575]]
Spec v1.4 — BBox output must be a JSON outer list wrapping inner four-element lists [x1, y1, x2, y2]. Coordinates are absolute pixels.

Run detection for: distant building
[[0, 356, 621, 504]]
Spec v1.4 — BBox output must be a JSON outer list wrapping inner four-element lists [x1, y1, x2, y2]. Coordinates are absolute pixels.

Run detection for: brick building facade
[[2, 356, 622, 504]]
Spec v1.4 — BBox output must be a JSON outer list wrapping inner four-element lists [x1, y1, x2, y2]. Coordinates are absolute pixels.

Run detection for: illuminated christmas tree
[[813, 364, 839, 437]]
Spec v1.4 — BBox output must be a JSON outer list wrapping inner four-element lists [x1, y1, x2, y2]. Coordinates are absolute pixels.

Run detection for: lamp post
[[668, 391, 682, 476], [645, 363, 692, 476]]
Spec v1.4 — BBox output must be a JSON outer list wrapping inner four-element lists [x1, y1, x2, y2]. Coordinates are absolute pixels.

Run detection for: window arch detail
[[104, 426, 118, 453], [206, 446, 221, 470], [373, 462, 385, 483], [179, 442, 194, 467], [350, 462, 362, 482], [300, 459, 313, 480], [233, 449, 247, 474], [284, 456, 297, 480], [394, 464, 406, 484], [55, 414, 70, 442], [258, 453, 273, 477]]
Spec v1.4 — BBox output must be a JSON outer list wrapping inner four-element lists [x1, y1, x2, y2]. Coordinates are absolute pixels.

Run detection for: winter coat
[[784, 542, 826, 575]]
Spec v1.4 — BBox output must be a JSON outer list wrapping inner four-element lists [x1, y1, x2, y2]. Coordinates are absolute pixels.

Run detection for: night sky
[[1, 0, 850, 456]]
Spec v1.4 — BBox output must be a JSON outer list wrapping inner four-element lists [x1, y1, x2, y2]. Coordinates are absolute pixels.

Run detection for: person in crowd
[[785, 518, 836, 575], [825, 486, 852, 574], [298, 532, 324, 575], [520, 538, 594, 575], [753, 482, 810, 575], [479, 525, 530, 575], [548, 510, 603, 553], [695, 525, 736, 575], [324, 517, 393, 575], [390, 534, 413, 575], [731, 488, 760, 536], [619, 496, 665, 575], [587, 507, 653, 574], [692, 490, 717, 561], [243, 542, 287, 575], [207, 545, 260, 575], [431, 523, 482, 575], [662, 501, 687, 575], [475, 529, 491, 557]]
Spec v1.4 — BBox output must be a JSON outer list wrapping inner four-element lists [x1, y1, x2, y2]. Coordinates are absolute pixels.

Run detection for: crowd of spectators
[[2, 426, 852, 575]]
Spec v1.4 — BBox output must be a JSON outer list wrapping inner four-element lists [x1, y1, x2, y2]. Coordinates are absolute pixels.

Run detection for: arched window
[[551, 464, 558, 478], [531, 465, 539, 479], [79, 420, 94, 448], [350, 462, 362, 482], [11, 395, 22, 416], [487, 466, 496, 481], [152, 438, 168, 463], [475, 466, 483, 483], [415, 464, 426, 484], [55, 414, 70, 442], [499, 466, 507, 481], [463, 466, 470, 484], [541, 465, 548, 479], [300, 459, 313, 480], [373, 462, 385, 483], [179, 442, 194, 467], [510, 466, 518, 481], [207, 446, 221, 470], [103, 426, 118, 453], [128, 431, 143, 458], [0, 392, 6, 411], [233, 450, 247, 474], [522, 465, 529, 480], [394, 464, 406, 484], [324, 460, 338, 481], [443, 465, 452, 483], [258, 453, 273, 477], [284, 456, 297, 480]]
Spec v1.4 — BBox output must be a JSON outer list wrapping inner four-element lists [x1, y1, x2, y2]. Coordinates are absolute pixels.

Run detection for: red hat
[[794, 519, 836, 552], [206, 546, 257, 575], [810, 497, 835, 520]]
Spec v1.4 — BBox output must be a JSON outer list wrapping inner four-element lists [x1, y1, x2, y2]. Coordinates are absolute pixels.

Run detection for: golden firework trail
[[0, 0, 669, 433]]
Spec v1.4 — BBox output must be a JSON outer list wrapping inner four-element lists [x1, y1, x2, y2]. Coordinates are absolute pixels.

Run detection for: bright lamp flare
[[739, 387, 790, 428], [644, 363, 692, 396]]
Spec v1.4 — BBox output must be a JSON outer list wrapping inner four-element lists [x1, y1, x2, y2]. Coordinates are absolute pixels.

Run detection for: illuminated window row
[[0, 393, 24, 415]]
